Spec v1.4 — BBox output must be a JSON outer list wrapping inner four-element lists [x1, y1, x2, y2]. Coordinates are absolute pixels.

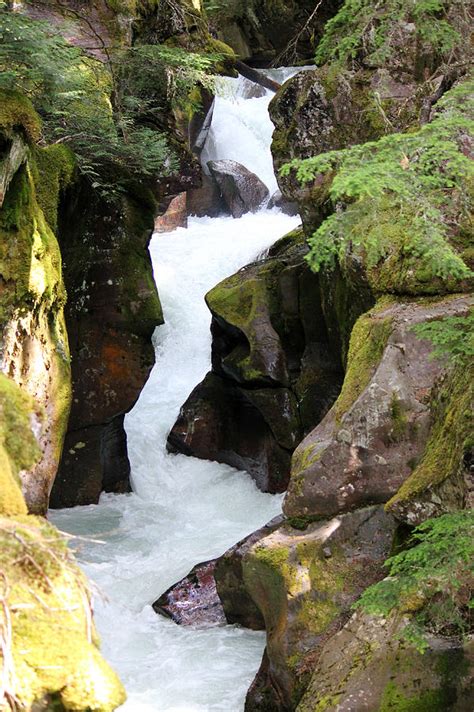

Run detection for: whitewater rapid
[[51, 76, 300, 711]]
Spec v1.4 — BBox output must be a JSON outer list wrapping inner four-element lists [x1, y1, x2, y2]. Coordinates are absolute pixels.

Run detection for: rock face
[[215, 515, 284, 630], [242, 507, 397, 710], [297, 611, 474, 712], [0, 372, 125, 710], [50, 182, 163, 508], [153, 560, 226, 627], [168, 229, 344, 492], [284, 296, 473, 521], [210, 0, 338, 65], [0, 95, 72, 515], [207, 160, 270, 218]]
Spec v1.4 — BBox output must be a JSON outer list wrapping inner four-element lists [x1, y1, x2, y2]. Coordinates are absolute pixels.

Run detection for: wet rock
[[168, 229, 343, 493], [284, 295, 473, 521], [297, 610, 474, 712], [268, 190, 298, 216], [215, 515, 284, 630], [207, 159, 270, 218], [154, 193, 188, 233], [243, 506, 397, 711], [187, 174, 227, 217], [167, 372, 292, 493], [153, 561, 226, 627], [50, 181, 163, 508], [214, 0, 337, 65]]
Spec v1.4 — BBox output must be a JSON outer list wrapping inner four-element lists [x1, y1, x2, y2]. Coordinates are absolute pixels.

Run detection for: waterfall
[[50, 75, 301, 711]]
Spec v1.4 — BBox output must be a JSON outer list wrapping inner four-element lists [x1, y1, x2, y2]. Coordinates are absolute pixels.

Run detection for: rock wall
[[0, 371, 125, 709], [49, 182, 163, 507], [0, 93, 72, 515], [208, 0, 340, 65]]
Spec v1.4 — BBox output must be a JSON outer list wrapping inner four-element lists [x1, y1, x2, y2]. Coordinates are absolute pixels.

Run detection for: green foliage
[[413, 312, 474, 363], [280, 81, 473, 290], [355, 511, 474, 652], [315, 0, 466, 68], [0, 6, 222, 196]]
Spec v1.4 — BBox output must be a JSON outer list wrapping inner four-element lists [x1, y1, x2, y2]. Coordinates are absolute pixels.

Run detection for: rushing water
[[50, 76, 300, 711]]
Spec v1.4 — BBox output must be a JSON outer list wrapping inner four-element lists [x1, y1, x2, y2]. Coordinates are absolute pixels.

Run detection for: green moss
[[292, 443, 322, 477], [31, 144, 76, 232], [0, 90, 41, 143], [380, 681, 452, 711], [0, 164, 67, 320], [0, 516, 126, 710], [387, 363, 473, 510], [312, 694, 342, 711], [0, 374, 41, 496], [254, 544, 290, 572], [389, 392, 409, 443], [334, 309, 393, 422]]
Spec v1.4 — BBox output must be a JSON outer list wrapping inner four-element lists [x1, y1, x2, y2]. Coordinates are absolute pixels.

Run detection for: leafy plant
[[355, 511, 474, 652], [0, 5, 221, 196], [315, 0, 469, 69], [413, 312, 474, 363], [280, 80, 473, 289]]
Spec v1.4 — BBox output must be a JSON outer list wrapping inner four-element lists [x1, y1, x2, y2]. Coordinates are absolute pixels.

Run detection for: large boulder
[[168, 229, 344, 493], [242, 507, 397, 710], [284, 295, 473, 521], [297, 611, 473, 712], [0, 514, 126, 710], [207, 159, 270, 218], [0, 95, 73, 515]]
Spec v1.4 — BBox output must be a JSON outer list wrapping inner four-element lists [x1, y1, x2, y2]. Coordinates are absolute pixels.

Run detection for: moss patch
[[0, 90, 41, 143], [387, 362, 473, 511], [31, 144, 76, 232], [0, 515, 126, 710], [334, 308, 393, 422]]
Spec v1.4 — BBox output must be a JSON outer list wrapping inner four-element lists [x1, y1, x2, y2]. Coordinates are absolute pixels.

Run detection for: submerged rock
[[268, 189, 299, 216], [208, 159, 270, 218]]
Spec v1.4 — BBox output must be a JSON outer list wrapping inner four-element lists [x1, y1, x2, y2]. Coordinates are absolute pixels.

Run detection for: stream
[[50, 73, 300, 711]]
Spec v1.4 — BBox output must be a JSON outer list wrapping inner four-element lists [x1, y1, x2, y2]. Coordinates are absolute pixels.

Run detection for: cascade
[[50, 74, 300, 711]]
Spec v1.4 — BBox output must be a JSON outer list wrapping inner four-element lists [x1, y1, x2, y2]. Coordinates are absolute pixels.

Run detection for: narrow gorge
[[0, 2, 472, 711]]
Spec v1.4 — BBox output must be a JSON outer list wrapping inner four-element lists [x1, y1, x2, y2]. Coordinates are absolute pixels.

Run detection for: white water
[[50, 76, 300, 711]]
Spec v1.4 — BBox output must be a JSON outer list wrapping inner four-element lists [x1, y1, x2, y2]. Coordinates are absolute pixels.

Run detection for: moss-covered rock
[[0, 101, 72, 515], [284, 295, 473, 520], [242, 507, 397, 711], [0, 515, 126, 711], [167, 228, 343, 493], [0, 373, 40, 517], [207, 0, 337, 64], [297, 610, 473, 712], [387, 360, 473, 525]]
